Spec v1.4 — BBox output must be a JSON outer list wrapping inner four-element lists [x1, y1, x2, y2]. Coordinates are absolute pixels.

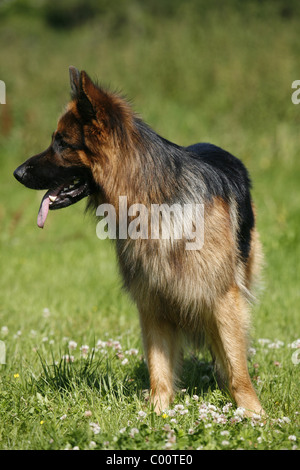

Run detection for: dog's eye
[[53, 132, 84, 155], [54, 134, 69, 152], [58, 139, 68, 150]]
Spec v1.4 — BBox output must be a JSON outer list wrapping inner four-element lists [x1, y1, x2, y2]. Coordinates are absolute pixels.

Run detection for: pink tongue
[[37, 187, 62, 228], [37, 193, 50, 229]]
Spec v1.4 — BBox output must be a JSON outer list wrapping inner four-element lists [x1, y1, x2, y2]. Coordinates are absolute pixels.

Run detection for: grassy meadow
[[0, 0, 299, 450]]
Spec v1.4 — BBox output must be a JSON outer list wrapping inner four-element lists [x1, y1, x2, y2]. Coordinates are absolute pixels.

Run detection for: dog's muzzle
[[13, 163, 28, 184]]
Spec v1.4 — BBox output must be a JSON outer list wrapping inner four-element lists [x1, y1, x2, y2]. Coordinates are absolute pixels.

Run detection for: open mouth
[[37, 177, 95, 228]]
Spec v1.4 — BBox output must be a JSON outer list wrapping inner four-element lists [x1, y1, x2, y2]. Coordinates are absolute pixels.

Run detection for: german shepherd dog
[[14, 67, 264, 416]]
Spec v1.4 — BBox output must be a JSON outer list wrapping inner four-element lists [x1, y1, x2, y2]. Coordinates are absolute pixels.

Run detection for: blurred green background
[[0, 0, 299, 342]]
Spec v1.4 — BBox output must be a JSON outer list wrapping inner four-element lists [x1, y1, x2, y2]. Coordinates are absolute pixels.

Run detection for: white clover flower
[[280, 416, 291, 424], [129, 428, 139, 438], [221, 440, 230, 446], [207, 404, 217, 412], [268, 341, 284, 349], [288, 339, 300, 349], [96, 339, 107, 349], [220, 430, 230, 436], [121, 358, 129, 365], [112, 341, 122, 350], [288, 435, 297, 441], [137, 410, 147, 419], [199, 403, 209, 411], [230, 416, 243, 424], [167, 434, 176, 444], [212, 413, 227, 424], [80, 345, 89, 357], [89, 422, 101, 434], [62, 354, 74, 363], [222, 403, 233, 413], [174, 404, 185, 411], [234, 407, 246, 418], [199, 413, 208, 421], [1, 326, 8, 336], [68, 340, 77, 350], [258, 338, 271, 346], [162, 424, 172, 432], [215, 414, 227, 424], [125, 348, 138, 356], [43, 308, 51, 318], [251, 413, 263, 422]]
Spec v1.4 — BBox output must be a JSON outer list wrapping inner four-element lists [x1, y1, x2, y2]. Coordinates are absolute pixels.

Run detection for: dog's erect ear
[[71, 69, 130, 127], [69, 68, 96, 120], [69, 66, 80, 97], [78, 70, 110, 122], [80, 71, 101, 107]]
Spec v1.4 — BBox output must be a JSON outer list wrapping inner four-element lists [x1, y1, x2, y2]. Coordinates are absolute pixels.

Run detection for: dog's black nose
[[13, 164, 27, 183]]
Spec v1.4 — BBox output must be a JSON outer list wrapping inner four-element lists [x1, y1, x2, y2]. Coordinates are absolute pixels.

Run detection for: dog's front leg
[[138, 306, 182, 414]]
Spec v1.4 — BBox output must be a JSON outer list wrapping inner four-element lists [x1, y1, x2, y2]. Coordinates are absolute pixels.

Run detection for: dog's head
[[13, 66, 133, 228]]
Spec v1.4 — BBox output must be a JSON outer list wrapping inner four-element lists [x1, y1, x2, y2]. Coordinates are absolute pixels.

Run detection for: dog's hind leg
[[206, 285, 264, 417], [138, 303, 182, 414]]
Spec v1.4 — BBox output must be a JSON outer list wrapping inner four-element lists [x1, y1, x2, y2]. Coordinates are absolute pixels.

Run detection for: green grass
[[0, 0, 299, 450]]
